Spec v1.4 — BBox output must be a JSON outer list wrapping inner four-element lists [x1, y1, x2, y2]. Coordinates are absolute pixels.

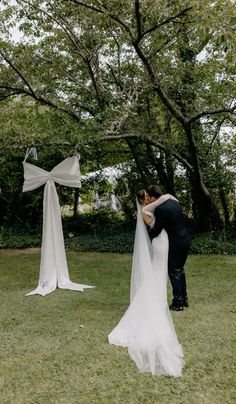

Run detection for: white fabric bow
[[23, 156, 95, 296]]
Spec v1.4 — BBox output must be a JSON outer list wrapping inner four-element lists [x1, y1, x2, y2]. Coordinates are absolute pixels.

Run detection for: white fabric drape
[[108, 200, 184, 377], [23, 156, 95, 296]]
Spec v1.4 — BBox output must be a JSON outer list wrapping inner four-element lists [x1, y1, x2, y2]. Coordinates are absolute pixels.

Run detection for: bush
[[1, 212, 236, 255], [65, 231, 134, 253], [62, 208, 132, 236], [64, 232, 236, 255], [0, 233, 41, 249], [190, 235, 236, 255]]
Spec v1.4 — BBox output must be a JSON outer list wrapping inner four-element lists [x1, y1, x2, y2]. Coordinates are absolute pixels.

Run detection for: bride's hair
[[147, 184, 162, 198], [137, 189, 146, 205]]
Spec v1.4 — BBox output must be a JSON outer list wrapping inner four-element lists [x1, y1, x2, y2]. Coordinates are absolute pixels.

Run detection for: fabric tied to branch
[[22, 156, 95, 296]]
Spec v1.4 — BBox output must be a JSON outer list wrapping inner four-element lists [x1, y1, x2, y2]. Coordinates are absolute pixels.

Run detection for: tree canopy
[[0, 0, 235, 230]]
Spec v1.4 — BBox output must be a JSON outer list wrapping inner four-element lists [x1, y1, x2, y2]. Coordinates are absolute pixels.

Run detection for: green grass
[[0, 250, 235, 404]]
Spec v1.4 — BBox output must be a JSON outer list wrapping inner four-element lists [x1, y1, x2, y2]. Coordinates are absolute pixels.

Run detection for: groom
[[147, 185, 191, 311]]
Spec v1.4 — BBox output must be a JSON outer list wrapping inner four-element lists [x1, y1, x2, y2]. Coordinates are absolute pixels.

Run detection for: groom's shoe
[[169, 304, 184, 311], [183, 299, 189, 308]]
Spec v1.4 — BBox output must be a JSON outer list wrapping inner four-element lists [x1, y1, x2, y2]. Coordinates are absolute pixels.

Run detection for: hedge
[[1, 230, 236, 255]]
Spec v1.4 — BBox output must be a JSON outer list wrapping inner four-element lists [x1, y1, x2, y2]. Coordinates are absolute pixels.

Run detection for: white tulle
[[22, 156, 95, 296], [108, 200, 184, 376]]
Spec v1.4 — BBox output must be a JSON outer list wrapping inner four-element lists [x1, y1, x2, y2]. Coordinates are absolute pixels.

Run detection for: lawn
[[0, 250, 235, 404]]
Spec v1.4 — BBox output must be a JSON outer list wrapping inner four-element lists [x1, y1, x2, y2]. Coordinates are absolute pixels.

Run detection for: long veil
[[130, 199, 153, 301], [108, 199, 184, 376]]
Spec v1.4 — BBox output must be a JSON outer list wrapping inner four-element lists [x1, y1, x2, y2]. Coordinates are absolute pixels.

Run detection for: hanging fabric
[[22, 156, 95, 296], [24, 146, 38, 162]]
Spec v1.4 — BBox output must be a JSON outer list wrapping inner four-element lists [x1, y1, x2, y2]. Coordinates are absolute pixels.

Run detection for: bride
[[108, 190, 184, 377]]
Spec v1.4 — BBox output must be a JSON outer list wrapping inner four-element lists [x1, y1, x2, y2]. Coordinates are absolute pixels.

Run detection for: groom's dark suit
[[149, 199, 191, 308]]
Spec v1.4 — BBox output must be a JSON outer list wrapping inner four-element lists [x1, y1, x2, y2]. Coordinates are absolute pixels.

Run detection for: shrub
[[0, 233, 41, 249], [1, 215, 236, 255], [190, 236, 236, 255], [62, 208, 131, 236], [65, 232, 134, 254]]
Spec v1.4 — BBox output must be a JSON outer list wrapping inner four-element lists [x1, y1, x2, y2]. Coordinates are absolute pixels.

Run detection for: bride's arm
[[141, 207, 155, 228], [141, 211, 154, 226], [144, 194, 178, 213], [143, 198, 162, 213], [142, 195, 178, 227]]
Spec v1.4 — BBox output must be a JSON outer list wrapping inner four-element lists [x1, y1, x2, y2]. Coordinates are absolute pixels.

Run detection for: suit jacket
[[149, 199, 191, 269]]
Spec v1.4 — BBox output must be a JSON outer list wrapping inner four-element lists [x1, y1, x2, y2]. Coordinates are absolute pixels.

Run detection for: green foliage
[[63, 208, 128, 235], [65, 232, 134, 254], [190, 233, 236, 255], [0, 232, 41, 249], [2, 226, 236, 255], [0, 0, 236, 231], [67, 231, 236, 255]]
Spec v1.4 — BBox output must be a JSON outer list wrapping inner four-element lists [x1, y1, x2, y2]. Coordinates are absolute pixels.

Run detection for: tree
[[0, 0, 235, 230]]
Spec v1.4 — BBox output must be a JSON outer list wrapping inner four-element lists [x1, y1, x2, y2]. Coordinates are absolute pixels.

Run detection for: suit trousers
[[168, 247, 189, 306]]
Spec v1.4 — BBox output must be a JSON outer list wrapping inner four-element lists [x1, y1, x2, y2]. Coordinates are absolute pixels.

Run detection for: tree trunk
[[73, 189, 79, 218], [188, 171, 222, 231], [126, 139, 149, 187], [219, 189, 230, 226], [145, 142, 176, 194]]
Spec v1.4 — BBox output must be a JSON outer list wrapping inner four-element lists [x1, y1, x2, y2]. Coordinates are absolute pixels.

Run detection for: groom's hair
[[147, 185, 163, 198]]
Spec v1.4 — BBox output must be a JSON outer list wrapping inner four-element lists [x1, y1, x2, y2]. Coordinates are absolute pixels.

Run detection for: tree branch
[[69, 0, 134, 39], [5, 1, 106, 112], [206, 117, 226, 155], [0, 91, 23, 101], [38, 2, 106, 109], [106, 63, 123, 91], [68, 0, 104, 14], [0, 51, 38, 98], [46, 1, 90, 56], [132, 43, 188, 125], [35, 94, 82, 122], [134, 0, 142, 39], [189, 106, 236, 123], [68, 0, 189, 126], [139, 6, 192, 41], [21, 0, 88, 60], [101, 132, 193, 172], [0, 141, 73, 151], [72, 102, 95, 115], [108, 27, 122, 87], [0, 85, 81, 122]]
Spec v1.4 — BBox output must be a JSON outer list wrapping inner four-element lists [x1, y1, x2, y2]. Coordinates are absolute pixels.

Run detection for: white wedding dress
[[108, 200, 184, 376]]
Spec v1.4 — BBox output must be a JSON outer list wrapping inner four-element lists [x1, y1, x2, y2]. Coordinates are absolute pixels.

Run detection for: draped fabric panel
[[23, 156, 95, 296]]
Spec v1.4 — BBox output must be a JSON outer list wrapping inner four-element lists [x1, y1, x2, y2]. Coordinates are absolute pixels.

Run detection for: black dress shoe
[[169, 304, 184, 311], [183, 300, 189, 308]]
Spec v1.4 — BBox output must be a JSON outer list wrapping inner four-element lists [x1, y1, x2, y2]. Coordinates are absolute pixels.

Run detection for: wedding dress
[[22, 156, 95, 296], [108, 199, 184, 376]]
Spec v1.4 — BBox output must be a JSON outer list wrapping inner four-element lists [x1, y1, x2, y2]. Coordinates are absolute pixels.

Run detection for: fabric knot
[[47, 174, 54, 183]]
